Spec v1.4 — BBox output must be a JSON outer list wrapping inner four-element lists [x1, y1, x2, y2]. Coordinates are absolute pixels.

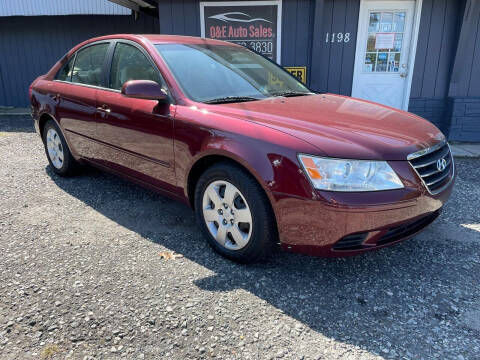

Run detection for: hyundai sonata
[[29, 35, 455, 263]]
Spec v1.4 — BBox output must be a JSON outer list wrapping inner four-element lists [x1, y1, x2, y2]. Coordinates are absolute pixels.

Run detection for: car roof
[[143, 34, 236, 45], [83, 34, 238, 46]]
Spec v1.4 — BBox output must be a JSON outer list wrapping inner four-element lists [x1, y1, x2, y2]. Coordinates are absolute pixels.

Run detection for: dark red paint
[[121, 80, 167, 101], [29, 35, 455, 257]]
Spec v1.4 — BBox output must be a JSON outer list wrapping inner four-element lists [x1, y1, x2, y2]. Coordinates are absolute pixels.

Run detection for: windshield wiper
[[271, 91, 315, 97], [203, 96, 261, 104]]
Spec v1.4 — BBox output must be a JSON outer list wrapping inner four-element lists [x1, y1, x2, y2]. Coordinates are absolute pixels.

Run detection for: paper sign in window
[[375, 33, 395, 50]]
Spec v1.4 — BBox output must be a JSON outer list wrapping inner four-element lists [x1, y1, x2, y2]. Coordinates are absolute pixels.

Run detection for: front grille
[[408, 141, 454, 194]]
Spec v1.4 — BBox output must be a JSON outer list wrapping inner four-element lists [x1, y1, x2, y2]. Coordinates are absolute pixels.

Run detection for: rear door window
[[71, 43, 109, 87], [109, 42, 162, 90]]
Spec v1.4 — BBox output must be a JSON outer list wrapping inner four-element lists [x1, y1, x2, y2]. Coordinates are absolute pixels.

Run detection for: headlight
[[298, 155, 404, 192]]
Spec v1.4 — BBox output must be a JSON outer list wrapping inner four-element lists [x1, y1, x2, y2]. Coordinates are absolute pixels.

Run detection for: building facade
[[1, 0, 479, 142], [0, 0, 158, 108]]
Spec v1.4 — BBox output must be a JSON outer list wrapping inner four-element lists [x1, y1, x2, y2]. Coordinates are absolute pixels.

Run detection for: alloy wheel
[[46, 128, 64, 169], [202, 180, 253, 250]]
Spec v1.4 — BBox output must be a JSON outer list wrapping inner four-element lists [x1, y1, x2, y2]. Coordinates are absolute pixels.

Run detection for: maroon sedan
[[29, 35, 454, 263]]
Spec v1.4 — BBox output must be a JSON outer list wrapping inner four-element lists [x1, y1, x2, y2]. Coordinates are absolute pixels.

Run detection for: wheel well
[[187, 154, 279, 242], [187, 155, 265, 209], [38, 113, 55, 138]]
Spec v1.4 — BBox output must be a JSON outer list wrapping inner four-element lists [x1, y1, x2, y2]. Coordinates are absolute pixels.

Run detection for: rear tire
[[194, 162, 277, 263], [42, 119, 79, 176]]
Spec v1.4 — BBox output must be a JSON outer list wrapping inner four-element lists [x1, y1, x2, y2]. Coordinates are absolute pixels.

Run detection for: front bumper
[[272, 162, 455, 257]]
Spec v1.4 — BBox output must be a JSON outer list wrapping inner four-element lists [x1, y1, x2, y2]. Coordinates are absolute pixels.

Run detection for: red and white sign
[[375, 33, 395, 49]]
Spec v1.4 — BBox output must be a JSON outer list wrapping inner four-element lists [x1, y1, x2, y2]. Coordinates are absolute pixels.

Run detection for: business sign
[[200, 1, 282, 62], [284, 66, 306, 84]]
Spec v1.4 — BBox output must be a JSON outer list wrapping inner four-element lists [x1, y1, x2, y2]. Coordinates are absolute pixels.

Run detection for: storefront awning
[[108, 0, 159, 18]]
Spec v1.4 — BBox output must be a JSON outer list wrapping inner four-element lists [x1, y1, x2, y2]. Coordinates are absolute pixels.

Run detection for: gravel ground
[[0, 116, 479, 360]]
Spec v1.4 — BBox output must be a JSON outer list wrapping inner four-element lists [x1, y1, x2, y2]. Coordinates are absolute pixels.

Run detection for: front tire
[[194, 162, 277, 263], [42, 120, 78, 176]]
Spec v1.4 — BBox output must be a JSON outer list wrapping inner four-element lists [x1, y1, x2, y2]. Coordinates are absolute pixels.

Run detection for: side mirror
[[121, 80, 168, 102]]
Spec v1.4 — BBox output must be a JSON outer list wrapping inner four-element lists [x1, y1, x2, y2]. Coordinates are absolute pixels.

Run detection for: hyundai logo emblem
[[436, 158, 447, 172]]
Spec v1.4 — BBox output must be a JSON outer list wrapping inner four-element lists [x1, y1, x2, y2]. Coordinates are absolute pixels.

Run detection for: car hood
[[206, 94, 445, 160]]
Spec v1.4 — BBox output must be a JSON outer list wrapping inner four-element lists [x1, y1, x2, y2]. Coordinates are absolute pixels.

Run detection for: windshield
[[155, 43, 312, 103]]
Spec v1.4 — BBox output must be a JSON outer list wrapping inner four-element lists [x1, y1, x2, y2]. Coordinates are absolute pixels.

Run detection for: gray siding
[[280, 0, 315, 76], [466, 17, 480, 97], [410, 0, 462, 99], [408, 0, 464, 133], [0, 15, 159, 107], [310, 0, 359, 95], [448, 97, 480, 141], [467, 20, 480, 97], [449, 0, 480, 97], [158, 0, 200, 36], [447, 0, 480, 141], [408, 0, 480, 141]]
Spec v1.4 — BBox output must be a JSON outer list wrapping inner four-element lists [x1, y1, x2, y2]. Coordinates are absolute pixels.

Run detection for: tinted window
[[71, 43, 109, 86], [55, 56, 75, 81], [155, 44, 311, 102], [110, 43, 162, 90]]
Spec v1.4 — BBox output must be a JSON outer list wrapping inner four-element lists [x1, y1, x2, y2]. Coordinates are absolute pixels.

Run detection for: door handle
[[96, 105, 111, 113], [400, 72, 408, 78]]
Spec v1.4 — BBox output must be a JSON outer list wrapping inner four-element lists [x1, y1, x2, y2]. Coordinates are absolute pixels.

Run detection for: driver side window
[[109, 43, 162, 90]]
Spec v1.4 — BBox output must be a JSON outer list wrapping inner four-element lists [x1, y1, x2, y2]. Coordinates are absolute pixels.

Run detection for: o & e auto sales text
[[209, 25, 273, 39]]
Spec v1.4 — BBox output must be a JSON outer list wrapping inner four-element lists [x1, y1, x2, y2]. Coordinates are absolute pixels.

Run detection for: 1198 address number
[[325, 32, 351, 43]]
